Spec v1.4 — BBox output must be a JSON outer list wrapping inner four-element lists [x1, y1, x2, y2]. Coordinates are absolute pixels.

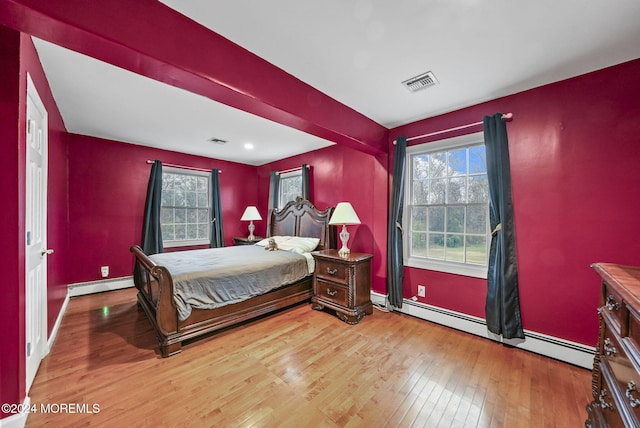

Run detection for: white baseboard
[[68, 277, 134, 297], [47, 293, 70, 353], [371, 291, 595, 369], [0, 397, 30, 428]]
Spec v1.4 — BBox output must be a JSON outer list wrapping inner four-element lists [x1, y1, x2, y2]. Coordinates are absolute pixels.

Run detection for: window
[[405, 132, 489, 278], [278, 170, 302, 209], [160, 167, 210, 248]]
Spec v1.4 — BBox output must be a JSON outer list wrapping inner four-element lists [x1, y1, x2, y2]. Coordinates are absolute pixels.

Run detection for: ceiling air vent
[[208, 137, 228, 145], [402, 71, 439, 93]]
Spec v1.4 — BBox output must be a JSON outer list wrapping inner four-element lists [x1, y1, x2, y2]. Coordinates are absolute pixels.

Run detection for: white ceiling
[[34, 1, 640, 165]]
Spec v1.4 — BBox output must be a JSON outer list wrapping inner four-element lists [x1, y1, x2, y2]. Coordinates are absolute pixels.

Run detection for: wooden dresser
[[311, 249, 373, 324], [587, 263, 640, 427]]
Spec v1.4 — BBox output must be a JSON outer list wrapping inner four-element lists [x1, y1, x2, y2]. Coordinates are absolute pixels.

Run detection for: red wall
[[65, 135, 259, 283], [0, 30, 68, 416], [391, 58, 640, 346], [257, 144, 389, 292]]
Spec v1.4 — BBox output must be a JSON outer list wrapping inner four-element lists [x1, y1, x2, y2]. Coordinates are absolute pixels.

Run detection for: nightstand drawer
[[315, 260, 349, 285], [315, 279, 349, 306]]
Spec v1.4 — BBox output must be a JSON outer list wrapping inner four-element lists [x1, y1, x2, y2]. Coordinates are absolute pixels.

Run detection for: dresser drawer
[[315, 259, 349, 285], [601, 324, 640, 426], [595, 363, 628, 428], [315, 278, 349, 306]]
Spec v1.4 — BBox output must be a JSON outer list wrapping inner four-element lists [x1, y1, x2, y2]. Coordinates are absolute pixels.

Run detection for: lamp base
[[338, 225, 350, 258], [247, 221, 256, 241]]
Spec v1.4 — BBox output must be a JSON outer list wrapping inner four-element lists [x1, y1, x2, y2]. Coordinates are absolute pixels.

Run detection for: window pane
[[174, 224, 186, 240], [197, 208, 209, 223], [445, 234, 464, 262], [184, 176, 196, 191], [429, 152, 446, 178], [187, 191, 198, 207], [466, 206, 487, 234], [197, 191, 208, 208], [411, 232, 427, 256], [411, 207, 427, 231], [413, 155, 428, 180], [413, 181, 428, 204], [197, 176, 208, 191], [198, 223, 209, 240], [447, 177, 466, 203], [428, 207, 444, 232], [428, 234, 445, 259], [174, 189, 187, 207], [448, 148, 467, 176], [186, 223, 198, 240], [468, 175, 488, 203], [187, 208, 198, 223], [469, 145, 486, 174], [161, 224, 174, 241], [429, 179, 446, 204], [446, 207, 465, 233], [161, 189, 174, 207], [161, 208, 174, 224], [466, 235, 487, 265], [175, 208, 186, 224]]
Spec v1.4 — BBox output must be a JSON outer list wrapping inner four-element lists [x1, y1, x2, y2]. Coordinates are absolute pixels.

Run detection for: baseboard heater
[[371, 291, 595, 369], [68, 276, 134, 297]]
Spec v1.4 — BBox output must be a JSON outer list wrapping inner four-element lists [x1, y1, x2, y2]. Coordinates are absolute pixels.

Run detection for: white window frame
[[161, 167, 211, 248], [404, 131, 489, 279], [278, 170, 303, 209]]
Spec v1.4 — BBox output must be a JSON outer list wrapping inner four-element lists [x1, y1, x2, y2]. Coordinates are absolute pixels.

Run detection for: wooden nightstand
[[311, 249, 373, 324], [233, 236, 264, 246]]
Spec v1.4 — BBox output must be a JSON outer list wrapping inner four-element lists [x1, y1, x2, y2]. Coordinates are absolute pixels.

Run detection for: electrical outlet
[[100, 266, 109, 278], [417, 285, 426, 298]]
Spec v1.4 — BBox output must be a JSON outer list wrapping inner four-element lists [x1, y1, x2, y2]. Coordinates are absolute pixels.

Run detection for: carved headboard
[[268, 198, 336, 250]]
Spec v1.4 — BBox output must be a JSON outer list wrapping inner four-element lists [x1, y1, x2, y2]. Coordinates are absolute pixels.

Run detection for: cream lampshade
[[328, 202, 361, 258], [240, 206, 262, 241]]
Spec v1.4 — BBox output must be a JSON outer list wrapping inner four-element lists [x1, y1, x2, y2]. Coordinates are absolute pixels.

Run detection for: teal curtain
[[141, 160, 163, 254], [484, 113, 524, 339], [268, 171, 280, 212], [387, 137, 407, 308], [209, 169, 224, 248], [301, 164, 310, 201]]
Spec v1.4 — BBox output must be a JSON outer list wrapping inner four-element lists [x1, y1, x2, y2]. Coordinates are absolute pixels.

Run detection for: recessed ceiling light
[[244, 143, 254, 150]]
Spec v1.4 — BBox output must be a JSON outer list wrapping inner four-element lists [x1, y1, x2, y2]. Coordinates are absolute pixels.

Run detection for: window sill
[[405, 256, 487, 279], [163, 239, 210, 249]]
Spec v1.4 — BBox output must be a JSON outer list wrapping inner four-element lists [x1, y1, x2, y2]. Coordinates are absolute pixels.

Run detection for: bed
[[130, 198, 335, 357]]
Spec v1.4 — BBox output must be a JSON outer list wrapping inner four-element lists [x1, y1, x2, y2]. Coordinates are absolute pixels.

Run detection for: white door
[[25, 73, 49, 393]]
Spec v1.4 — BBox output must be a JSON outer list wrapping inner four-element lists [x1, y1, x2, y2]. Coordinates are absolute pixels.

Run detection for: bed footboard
[[130, 245, 182, 356]]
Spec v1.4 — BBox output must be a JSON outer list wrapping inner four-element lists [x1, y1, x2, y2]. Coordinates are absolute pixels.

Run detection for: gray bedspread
[[149, 245, 310, 321]]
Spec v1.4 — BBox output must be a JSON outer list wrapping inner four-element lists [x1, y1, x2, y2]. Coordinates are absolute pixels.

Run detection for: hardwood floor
[[26, 288, 592, 427]]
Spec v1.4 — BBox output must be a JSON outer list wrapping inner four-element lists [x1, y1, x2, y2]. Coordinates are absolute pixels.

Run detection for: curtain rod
[[275, 164, 309, 175], [395, 112, 513, 144], [146, 160, 222, 173]]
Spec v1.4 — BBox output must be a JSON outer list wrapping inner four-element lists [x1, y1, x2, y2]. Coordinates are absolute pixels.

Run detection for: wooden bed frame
[[130, 198, 335, 357]]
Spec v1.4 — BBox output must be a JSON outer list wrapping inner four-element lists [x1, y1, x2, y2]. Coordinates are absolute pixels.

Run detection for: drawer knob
[[326, 267, 338, 275], [626, 381, 640, 408], [604, 338, 617, 356], [606, 295, 620, 311], [327, 288, 337, 296], [598, 388, 613, 410]]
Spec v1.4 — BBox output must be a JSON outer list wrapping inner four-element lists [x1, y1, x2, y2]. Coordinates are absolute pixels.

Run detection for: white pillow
[[254, 236, 320, 253], [277, 236, 320, 253]]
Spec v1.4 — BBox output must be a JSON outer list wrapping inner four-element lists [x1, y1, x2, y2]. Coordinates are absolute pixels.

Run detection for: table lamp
[[328, 202, 361, 258], [240, 206, 262, 241]]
